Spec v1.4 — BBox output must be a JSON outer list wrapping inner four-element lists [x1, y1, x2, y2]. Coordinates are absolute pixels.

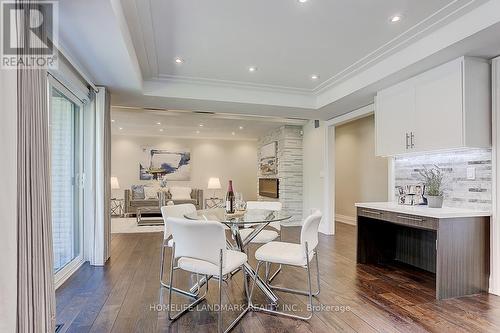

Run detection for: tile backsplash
[[394, 148, 492, 211]]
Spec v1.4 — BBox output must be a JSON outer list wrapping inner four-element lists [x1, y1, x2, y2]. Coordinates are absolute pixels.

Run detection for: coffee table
[[136, 206, 163, 226]]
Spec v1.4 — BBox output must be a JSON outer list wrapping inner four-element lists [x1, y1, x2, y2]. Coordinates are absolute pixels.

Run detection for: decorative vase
[[427, 195, 443, 208]]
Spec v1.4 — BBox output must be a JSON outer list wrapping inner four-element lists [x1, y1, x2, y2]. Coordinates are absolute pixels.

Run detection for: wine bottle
[[225, 180, 235, 213]]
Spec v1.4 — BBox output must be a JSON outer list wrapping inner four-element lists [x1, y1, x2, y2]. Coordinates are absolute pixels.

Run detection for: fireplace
[[259, 178, 279, 198]]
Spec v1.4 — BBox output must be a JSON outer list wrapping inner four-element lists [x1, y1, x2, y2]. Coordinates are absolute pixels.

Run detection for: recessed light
[[159, 128, 164, 132], [196, 130, 200, 134], [156, 122, 161, 125], [311, 74, 319, 80], [239, 126, 244, 130], [298, 0, 308, 3], [248, 66, 257, 72], [231, 132, 236, 136], [174, 57, 183, 64], [119, 127, 123, 130], [389, 14, 402, 23], [199, 124, 204, 127], [111, 119, 115, 122]]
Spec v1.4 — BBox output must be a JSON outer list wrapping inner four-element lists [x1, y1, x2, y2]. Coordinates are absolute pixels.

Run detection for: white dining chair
[[160, 204, 198, 297], [249, 210, 322, 320], [238, 201, 283, 281], [167, 217, 250, 333]]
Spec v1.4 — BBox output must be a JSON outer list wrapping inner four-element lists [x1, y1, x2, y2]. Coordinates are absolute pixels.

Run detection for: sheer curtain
[[16, 1, 56, 331], [84, 87, 111, 265]]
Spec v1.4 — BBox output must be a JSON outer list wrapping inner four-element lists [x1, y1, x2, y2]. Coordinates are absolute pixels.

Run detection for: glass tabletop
[[184, 208, 292, 225]]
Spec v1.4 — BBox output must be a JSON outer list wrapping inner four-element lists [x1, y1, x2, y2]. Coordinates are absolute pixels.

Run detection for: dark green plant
[[418, 165, 445, 196]]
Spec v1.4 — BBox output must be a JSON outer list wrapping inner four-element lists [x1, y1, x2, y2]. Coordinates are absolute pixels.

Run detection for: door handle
[[361, 209, 382, 215], [410, 132, 415, 148], [396, 215, 424, 222], [405, 132, 410, 149]]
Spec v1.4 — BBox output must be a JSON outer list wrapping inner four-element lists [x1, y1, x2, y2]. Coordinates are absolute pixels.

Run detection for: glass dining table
[[184, 208, 292, 305]]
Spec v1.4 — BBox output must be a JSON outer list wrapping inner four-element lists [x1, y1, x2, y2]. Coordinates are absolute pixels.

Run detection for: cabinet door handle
[[396, 215, 424, 222], [362, 209, 382, 215], [410, 132, 415, 148], [405, 133, 410, 149]]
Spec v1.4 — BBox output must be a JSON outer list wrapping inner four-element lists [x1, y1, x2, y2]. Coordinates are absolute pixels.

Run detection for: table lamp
[[110, 177, 120, 199], [207, 177, 221, 199]]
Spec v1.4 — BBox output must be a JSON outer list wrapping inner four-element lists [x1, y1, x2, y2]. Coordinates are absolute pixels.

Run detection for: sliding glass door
[[49, 79, 84, 278]]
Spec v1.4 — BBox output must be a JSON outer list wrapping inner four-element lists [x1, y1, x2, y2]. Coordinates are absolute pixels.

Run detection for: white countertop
[[355, 202, 491, 219]]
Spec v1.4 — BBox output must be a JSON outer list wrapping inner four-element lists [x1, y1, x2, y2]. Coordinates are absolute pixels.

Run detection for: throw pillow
[[144, 186, 159, 200], [170, 187, 192, 200], [131, 185, 145, 200]]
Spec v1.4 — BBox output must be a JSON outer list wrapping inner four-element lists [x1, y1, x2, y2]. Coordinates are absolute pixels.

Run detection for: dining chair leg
[[248, 261, 262, 305], [166, 244, 176, 321], [305, 242, 314, 319], [267, 264, 282, 283], [265, 262, 270, 281], [224, 264, 251, 333], [250, 259, 313, 321], [268, 249, 320, 297], [218, 249, 223, 333], [167, 244, 208, 322], [160, 241, 166, 282], [160, 240, 200, 298], [251, 243, 315, 321], [315, 249, 321, 295]]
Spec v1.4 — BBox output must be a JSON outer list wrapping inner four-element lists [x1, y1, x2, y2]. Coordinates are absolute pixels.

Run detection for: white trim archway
[[321, 103, 375, 235]]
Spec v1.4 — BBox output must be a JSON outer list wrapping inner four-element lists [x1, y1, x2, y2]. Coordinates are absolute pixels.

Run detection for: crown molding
[[312, 0, 483, 94], [143, 77, 317, 109], [153, 74, 313, 95]]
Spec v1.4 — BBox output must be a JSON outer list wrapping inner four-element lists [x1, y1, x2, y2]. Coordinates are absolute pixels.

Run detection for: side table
[[110, 198, 124, 217], [204, 197, 224, 209]]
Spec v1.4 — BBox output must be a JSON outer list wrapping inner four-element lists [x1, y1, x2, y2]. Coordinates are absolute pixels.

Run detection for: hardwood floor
[[56, 222, 500, 332]]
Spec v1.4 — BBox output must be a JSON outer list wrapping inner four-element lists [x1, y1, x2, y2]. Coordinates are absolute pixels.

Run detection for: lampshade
[[110, 177, 120, 190], [207, 177, 221, 190]]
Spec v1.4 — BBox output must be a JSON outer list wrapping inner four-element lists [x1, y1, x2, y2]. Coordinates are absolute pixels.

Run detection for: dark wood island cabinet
[[356, 203, 490, 299]]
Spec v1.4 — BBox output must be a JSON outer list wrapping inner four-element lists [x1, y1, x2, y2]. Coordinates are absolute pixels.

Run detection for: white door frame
[[322, 104, 375, 235], [491, 56, 500, 296], [48, 76, 86, 289]]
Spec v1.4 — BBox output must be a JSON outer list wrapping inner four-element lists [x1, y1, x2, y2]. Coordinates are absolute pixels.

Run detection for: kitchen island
[[355, 202, 491, 299]]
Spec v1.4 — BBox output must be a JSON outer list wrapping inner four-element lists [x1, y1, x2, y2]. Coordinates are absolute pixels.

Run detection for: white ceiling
[[111, 107, 306, 140], [58, 0, 500, 119], [122, 0, 482, 91]]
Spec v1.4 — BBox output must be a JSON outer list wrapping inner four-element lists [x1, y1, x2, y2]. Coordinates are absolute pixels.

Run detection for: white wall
[[335, 115, 388, 223], [0, 69, 17, 333], [303, 120, 325, 219], [111, 135, 259, 201]]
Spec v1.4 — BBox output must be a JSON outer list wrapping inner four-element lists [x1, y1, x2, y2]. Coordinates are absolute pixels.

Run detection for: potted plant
[[419, 165, 445, 208]]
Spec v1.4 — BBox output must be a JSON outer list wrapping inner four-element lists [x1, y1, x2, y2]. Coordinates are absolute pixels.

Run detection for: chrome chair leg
[[224, 264, 251, 333], [267, 264, 282, 283], [218, 249, 223, 333], [160, 240, 200, 298], [315, 248, 321, 295], [160, 241, 165, 281], [167, 244, 208, 321], [267, 232, 283, 283], [268, 248, 320, 297], [265, 262, 270, 281], [249, 243, 315, 321]]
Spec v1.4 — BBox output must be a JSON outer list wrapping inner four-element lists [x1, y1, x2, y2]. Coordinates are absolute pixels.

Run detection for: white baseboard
[[336, 214, 356, 225]]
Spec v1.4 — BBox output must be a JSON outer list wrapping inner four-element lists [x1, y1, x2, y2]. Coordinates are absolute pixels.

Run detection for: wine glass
[[235, 192, 246, 211]]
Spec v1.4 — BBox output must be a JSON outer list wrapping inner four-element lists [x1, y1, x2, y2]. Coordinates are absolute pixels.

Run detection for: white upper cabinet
[[375, 80, 415, 156], [375, 57, 491, 157], [414, 59, 464, 151]]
